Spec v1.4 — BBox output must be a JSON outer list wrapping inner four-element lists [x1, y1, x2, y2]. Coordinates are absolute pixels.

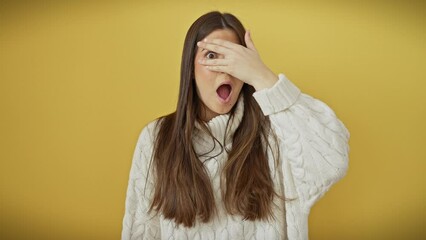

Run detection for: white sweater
[[121, 73, 350, 240]]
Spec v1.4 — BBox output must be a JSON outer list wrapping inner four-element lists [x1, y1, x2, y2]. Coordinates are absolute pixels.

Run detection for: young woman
[[122, 11, 350, 240]]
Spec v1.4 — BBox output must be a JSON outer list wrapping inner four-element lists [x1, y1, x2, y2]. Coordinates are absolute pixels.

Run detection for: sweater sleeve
[[252, 73, 350, 213], [121, 121, 161, 240]]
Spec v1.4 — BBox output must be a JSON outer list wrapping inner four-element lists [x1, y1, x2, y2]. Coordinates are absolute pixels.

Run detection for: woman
[[122, 11, 350, 240]]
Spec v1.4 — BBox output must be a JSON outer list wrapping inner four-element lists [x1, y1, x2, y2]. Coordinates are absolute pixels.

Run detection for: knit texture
[[121, 73, 350, 240]]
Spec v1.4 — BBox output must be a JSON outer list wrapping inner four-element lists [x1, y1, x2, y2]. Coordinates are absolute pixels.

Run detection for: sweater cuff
[[252, 73, 301, 116]]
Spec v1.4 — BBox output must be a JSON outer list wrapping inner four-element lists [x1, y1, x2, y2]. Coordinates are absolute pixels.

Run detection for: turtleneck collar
[[193, 94, 244, 158]]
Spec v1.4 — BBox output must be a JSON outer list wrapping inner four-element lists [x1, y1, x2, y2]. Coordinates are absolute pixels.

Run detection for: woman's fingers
[[202, 38, 242, 50], [204, 65, 230, 74], [197, 41, 230, 55], [195, 35, 266, 85], [198, 58, 230, 66], [197, 59, 232, 74]]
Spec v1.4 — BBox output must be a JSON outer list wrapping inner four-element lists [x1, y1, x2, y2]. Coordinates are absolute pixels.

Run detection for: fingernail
[[203, 38, 208, 42]]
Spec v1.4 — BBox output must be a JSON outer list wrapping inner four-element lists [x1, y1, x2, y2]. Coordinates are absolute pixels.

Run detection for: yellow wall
[[1, 1, 424, 239]]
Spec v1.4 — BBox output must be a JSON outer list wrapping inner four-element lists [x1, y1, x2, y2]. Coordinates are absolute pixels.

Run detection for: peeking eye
[[205, 51, 217, 59]]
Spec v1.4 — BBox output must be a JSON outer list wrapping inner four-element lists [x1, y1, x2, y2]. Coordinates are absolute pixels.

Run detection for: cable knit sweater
[[121, 73, 350, 240]]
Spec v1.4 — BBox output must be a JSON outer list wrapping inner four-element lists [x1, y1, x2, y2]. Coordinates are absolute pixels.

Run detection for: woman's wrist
[[252, 69, 279, 91]]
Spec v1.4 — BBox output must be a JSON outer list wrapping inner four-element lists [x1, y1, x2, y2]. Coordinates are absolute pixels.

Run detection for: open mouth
[[216, 84, 232, 102]]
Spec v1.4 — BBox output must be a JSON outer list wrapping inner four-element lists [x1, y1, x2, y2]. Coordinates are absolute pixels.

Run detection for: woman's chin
[[201, 95, 239, 121], [212, 102, 235, 115]]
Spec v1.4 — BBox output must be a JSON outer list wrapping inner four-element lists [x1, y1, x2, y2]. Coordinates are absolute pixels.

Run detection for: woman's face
[[194, 29, 244, 122]]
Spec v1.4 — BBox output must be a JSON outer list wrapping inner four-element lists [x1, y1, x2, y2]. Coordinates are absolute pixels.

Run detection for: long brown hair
[[148, 11, 281, 227]]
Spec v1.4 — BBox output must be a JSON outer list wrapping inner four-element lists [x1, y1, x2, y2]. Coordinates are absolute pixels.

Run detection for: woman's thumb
[[245, 30, 257, 51]]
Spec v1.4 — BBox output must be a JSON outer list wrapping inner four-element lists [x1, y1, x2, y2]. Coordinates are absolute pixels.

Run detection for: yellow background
[[1, 0, 425, 239]]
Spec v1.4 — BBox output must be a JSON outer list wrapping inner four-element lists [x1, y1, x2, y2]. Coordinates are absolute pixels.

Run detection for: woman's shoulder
[[137, 113, 174, 146], [137, 118, 162, 146]]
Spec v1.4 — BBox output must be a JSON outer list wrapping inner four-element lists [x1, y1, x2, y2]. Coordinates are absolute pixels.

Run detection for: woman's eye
[[205, 51, 217, 59]]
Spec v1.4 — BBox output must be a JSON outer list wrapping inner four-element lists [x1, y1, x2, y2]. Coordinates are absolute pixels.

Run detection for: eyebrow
[[201, 49, 216, 53]]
